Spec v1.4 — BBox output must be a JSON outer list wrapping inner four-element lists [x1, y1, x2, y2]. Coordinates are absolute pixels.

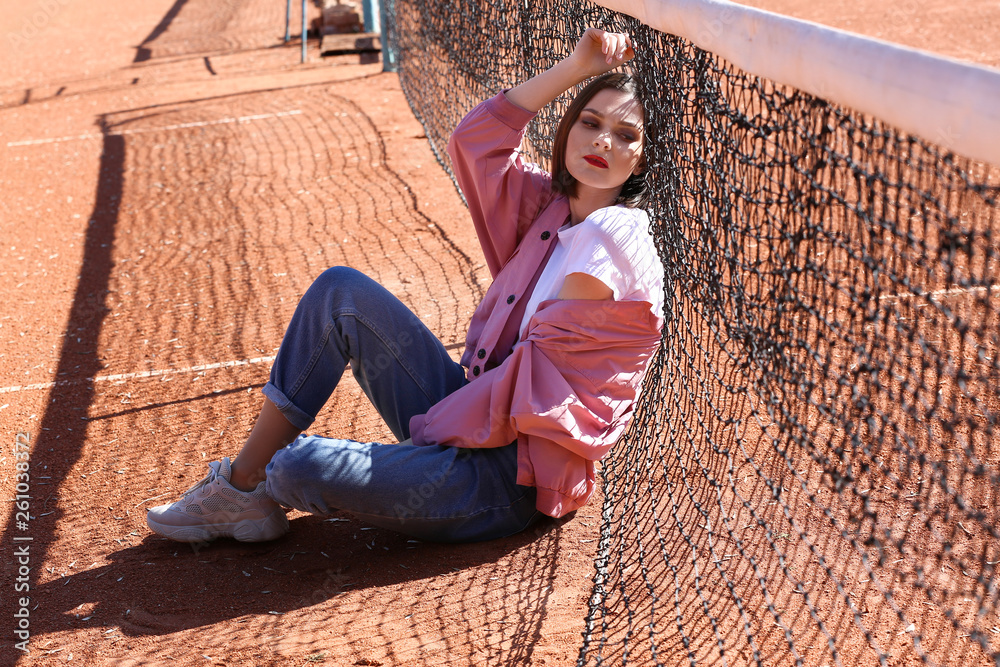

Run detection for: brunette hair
[[550, 72, 649, 209]]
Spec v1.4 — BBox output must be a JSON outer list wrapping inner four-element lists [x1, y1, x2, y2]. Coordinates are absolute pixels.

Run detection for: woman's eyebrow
[[581, 107, 642, 130]]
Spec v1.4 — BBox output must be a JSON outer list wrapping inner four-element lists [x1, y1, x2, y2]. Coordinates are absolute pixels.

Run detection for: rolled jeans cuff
[[262, 381, 315, 432]]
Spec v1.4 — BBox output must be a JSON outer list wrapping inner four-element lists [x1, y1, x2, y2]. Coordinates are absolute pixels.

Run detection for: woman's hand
[[569, 28, 635, 79], [505, 28, 635, 113]]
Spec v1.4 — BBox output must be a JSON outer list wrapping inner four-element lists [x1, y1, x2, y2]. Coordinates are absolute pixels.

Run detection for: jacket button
[[506, 294, 515, 304], [473, 365, 481, 376], [477, 349, 486, 359], [540, 231, 551, 240]]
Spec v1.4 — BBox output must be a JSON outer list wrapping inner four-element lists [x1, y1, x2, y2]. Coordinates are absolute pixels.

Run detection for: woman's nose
[[593, 133, 611, 149]]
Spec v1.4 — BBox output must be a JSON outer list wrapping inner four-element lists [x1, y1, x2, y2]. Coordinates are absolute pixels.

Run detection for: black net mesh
[[388, 0, 1000, 664]]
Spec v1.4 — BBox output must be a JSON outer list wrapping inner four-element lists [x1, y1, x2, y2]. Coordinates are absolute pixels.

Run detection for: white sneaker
[[146, 457, 289, 543]]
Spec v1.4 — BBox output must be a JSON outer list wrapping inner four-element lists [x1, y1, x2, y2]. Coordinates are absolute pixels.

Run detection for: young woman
[[146, 28, 664, 544]]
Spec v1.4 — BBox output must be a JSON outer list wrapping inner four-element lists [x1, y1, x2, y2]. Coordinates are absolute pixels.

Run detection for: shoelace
[[180, 462, 221, 499]]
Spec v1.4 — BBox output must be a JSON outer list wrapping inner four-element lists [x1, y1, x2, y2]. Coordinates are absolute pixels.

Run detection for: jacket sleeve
[[410, 327, 614, 456], [409, 299, 661, 458], [447, 92, 554, 278]]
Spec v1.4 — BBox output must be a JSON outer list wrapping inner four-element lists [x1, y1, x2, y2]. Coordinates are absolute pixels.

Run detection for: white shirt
[[519, 205, 664, 338]]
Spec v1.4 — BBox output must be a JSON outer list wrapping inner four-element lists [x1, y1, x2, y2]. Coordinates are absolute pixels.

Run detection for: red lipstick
[[584, 155, 608, 169]]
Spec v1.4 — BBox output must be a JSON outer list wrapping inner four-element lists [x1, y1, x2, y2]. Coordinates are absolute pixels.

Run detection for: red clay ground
[[0, 1, 997, 666], [0, 1, 597, 665], [735, 0, 1000, 70]]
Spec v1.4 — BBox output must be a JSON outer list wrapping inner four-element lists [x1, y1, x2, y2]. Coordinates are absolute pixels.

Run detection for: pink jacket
[[408, 92, 663, 517]]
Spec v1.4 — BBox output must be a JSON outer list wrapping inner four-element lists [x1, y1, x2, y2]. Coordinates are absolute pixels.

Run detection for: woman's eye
[[581, 119, 598, 128], [620, 133, 636, 142]]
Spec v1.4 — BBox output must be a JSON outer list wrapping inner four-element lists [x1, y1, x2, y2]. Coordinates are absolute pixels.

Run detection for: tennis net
[[387, 0, 1000, 664]]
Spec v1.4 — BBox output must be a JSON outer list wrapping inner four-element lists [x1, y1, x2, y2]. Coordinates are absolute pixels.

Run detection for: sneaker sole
[[146, 512, 288, 544]]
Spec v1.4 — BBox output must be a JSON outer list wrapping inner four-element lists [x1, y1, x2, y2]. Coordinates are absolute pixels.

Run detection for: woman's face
[[564, 87, 645, 196]]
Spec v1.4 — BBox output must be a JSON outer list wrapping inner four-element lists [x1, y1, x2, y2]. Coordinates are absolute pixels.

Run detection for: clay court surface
[[0, 1, 997, 665]]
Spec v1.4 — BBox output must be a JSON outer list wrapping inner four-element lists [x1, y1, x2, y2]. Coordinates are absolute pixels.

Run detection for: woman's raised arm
[[505, 28, 635, 112]]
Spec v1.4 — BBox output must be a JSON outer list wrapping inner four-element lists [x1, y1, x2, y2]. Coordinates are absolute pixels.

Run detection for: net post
[[362, 0, 380, 33], [379, 0, 396, 72], [284, 0, 291, 42], [300, 0, 307, 63]]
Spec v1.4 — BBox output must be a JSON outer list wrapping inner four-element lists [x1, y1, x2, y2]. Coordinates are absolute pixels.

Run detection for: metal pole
[[301, 0, 307, 63], [379, 0, 396, 72], [284, 0, 291, 42], [362, 0, 380, 33]]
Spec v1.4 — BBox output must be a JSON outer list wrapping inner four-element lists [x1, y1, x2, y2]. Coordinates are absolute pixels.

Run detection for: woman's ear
[[632, 150, 647, 176]]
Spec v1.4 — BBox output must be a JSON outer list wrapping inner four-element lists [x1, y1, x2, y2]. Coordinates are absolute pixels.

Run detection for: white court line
[[5, 110, 303, 147], [0, 355, 276, 395], [879, 284, 1000, 303]]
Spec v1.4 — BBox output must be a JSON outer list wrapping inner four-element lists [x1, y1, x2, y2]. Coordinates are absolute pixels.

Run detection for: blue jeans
[[261, 267, 540, 543]]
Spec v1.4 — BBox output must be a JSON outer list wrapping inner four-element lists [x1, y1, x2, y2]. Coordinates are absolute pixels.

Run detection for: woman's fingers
[[603, 32, 616, 63], [612, 33, 626, 62], [601, 30, 633, 64], [616, 33, 635, 61], [574, 28, 636, 75]]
